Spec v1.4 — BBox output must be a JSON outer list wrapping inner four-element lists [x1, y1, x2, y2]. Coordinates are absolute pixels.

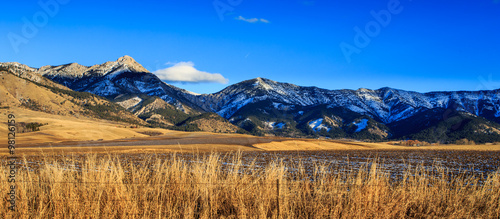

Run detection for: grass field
[[1, 152, 499, 218]]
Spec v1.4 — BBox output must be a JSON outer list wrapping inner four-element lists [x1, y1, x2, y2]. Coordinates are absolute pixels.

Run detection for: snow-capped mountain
[[186, 77, 500, 124], [1, 56, 201, 112], [3, 56, 500, 142]]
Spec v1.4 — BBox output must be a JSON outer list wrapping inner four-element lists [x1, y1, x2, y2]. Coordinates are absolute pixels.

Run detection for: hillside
[[125, 95, 194, 127], [0, 69, 144, 125], [184, 77, 500, 142], [405, 111, 500, 144], [176, 113, 243, 133]]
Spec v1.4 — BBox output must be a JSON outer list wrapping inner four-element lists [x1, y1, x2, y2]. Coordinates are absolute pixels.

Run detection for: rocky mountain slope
[[179, 77, 500, 142], [3, 56, 500, 143], [0, 68, 144, 125], [187, 77, 500, 124], [2, 56, 201, 113], [0, 58, 234, 133]]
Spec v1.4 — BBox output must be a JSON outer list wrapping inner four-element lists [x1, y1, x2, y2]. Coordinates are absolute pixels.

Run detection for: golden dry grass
[[0, 107, 173, 145], [7, 144, 258, 155], [3, 108, 500, 155], [7, 140, 500, 157], [0, 107, 271, 152], [0, 73, 85, 116], [0, 153, 499, 218], [254, 140, 500, 151]]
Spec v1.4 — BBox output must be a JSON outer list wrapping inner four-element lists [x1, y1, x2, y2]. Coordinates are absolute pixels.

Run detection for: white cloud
[[260, 18, 270, 23], [153, 61, 229, 84], [236, 16, 270, 23]]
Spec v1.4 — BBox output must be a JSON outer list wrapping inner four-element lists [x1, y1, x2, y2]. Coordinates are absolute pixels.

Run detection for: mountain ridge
[[3, 56, 500, 143], [185, 77, 500, 123]]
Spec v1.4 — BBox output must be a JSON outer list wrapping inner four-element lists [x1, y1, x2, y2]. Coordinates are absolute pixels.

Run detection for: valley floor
[[2, 107, 500, 155]]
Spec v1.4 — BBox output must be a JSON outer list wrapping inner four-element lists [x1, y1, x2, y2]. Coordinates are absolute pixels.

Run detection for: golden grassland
[[2, 108, 500, 156], [253, 140, 500, 151], [5, 141, 500, 156], [0, 108, 171, 145], [4, 144, 257, 155], [1, 152, 499, 218]]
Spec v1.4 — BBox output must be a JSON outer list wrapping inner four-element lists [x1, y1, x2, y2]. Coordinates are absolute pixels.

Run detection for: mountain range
[[2, 55, 500, 143]]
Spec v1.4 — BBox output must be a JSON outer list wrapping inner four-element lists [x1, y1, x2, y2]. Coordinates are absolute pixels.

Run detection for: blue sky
[[1, 0, 499, 94]]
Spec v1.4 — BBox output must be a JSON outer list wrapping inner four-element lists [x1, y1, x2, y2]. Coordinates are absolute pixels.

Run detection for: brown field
[[1, 152, 499, 218], [2, 107, 500, 156], [2, 108, 500, 218]]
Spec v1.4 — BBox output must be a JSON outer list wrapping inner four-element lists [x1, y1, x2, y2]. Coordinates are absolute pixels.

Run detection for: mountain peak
[[114, 55, 149, 73], [117, 55, 135, 63], [38, 55, 150, 81], [357, 88, 374, 92], [251, 77, 278, 85], [250, 77, 276, 90], [255, 77, 274, 82]]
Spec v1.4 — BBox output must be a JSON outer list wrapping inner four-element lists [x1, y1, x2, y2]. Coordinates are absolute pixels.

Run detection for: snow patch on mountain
[[309, 118, 331, 132], [104, 65, 130, 80], [217, 97, 254, 118], [274, 122, 285, 129], [346, 105, 366, 114], [353, 119, 369, 132], [186, 90, 201, 96], [265, 121, 286, 129], [255, 77, 275, 91], [272, 102, 282, 109], [91, 80, 120, 96], [116, 96, 142, 110]]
